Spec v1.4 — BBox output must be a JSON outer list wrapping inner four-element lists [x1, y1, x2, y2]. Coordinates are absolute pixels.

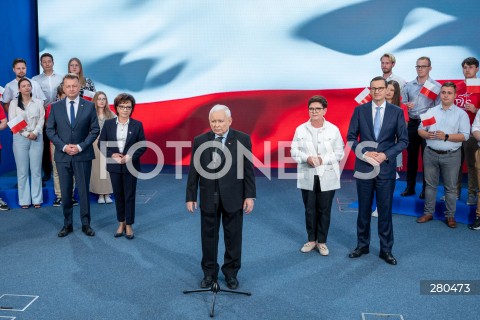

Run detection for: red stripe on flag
[[420, 86, 438, 100]]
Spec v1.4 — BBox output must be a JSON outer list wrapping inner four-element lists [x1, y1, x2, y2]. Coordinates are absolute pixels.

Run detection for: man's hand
[[371, 152, 387, 164], [465, 102, 478, 113], [364, 152, 380, 166], [243, 198, 254, 214], [186, 201, 197, 213], [65, 144, 79, 155], [307, 156, 322, 167]]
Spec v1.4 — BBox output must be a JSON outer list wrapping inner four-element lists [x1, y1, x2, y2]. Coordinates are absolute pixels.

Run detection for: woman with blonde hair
[[90, 91, 115, 203], [67, 57, 95, 96]]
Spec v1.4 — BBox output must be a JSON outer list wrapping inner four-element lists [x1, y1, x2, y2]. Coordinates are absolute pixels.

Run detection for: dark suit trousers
[[301, 176, 335, 243], [406, 119, 426, 191], [110, 172, 137, 225], [201, 199, 243, 279], [356, 178, 395, 253], [57, 160, 92, 227]]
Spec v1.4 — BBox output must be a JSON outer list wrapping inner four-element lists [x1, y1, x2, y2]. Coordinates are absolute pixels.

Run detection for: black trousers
[[110, 172, 137, 225], [201, 199, 243, 279], [301, 175, 335, 243], [57, 160, 92, 227], [356, 178, 395, 253], [406, 119, 426, 191]]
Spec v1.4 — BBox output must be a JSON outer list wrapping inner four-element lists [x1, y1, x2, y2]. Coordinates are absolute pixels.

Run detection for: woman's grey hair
[[209, 104, 231, 118]]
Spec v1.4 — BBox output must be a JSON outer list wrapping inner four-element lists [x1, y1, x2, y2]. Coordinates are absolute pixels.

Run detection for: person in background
[[98, 93, 146, 239], [455, 57, 480, 205], [401, 56, 441, 199], [291, 95, 344, 256], [380, 53, 406, 88], [416, 82, 469, 228], [8, 78, 45, 209], [2, 58, 46, 113], [90, 91, 115, 204], [0, 101, 10, 210], [33, 53, 63, 183], [67, 57, 95, 97]]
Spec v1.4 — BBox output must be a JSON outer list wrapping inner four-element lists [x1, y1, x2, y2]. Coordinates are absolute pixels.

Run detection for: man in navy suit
[[46, 73, 100, 237], [186, 104, 256, 290], [347, 76, 408, 265]]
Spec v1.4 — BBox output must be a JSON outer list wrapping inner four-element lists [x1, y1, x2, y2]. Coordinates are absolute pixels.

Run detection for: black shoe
[[379, 252, 397, 265], [82, 225, 95, 236], [225, 276, 239, 290], [72, 198, 79, 206], [114, 232, 124, 238], [125, 233, 135, 240], [419, 191, 425, 199], [348, 247, 369, 258], [53, 197, 62, 207], [400, 188, 415, 197], [200, 276, 214, 288], [468, 217, 480, 230], [58, 225, 73, 237]]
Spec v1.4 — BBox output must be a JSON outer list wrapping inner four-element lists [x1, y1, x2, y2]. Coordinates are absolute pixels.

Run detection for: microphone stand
[[184, 137, 251, 318]]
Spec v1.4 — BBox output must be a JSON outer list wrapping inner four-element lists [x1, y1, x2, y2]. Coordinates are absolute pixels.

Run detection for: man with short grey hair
[[186, 104, 256, 290]]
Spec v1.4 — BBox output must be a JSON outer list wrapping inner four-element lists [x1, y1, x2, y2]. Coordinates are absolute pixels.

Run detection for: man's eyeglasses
[[370, 87, 386, 92], [415, 65, 430, 69], [118, 106, 132, 110], [309, 107, 326, 113]]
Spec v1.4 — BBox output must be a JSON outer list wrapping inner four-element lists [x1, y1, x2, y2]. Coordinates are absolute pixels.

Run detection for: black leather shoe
[[200, 276, 214, 288], [419, 191, 425, 199], [114, 232, 124, 238], [225, 276, 239, 290], [58, 225, 73, 237], [379, 252, 397, 265], [82, 225, 95, 237], [348, 247, 369, 258], [400, 188, 415, 197], [125, 233, 135, 240]]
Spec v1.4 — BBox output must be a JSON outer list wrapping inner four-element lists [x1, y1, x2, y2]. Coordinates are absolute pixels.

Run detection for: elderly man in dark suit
[[186, 104, 256, 290], [46, 73, 99, 237], [347, 76, 408, 265]]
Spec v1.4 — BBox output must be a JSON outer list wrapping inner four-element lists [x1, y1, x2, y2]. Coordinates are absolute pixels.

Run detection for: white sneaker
[[317, 243, 329, 256], [300, 242, 316, 253], [104, 195, 113, 204], [98, 195, 106, 204], [372, 209, 378, 217]]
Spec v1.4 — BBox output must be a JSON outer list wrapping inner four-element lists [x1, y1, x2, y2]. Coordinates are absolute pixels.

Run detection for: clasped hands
[[112, 153, 130, 164], [364, 151, 387, 166], [307, 156, 322, 167], [65, 144, 80, 155], [186, 198, 254, 214]]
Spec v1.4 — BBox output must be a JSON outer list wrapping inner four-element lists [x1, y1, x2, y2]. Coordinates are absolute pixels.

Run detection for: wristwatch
[[444, 134, 449, 142]]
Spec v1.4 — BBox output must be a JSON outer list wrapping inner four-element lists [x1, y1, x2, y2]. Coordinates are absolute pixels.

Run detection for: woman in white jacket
[[291, 95, 344, 255], [8, 78, 45, 208]]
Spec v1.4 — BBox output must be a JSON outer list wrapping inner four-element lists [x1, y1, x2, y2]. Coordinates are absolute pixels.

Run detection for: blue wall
[[0, 0, 39, 173]]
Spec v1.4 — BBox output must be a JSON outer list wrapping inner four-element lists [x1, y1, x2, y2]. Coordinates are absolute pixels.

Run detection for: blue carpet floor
[[0, 172, 479, 319]]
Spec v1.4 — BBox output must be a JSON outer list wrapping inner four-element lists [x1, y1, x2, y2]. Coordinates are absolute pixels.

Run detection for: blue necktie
[[374, 106, 381, 139], [70, 101, 75, 128]]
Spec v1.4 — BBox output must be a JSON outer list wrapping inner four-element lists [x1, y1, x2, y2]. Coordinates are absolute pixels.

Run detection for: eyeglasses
[[415, 65, 430, 69], [97, 97, 107, 101], [308, 107, 326, 113], [118, 106, 132, 110], [370, 87, 386, 92]]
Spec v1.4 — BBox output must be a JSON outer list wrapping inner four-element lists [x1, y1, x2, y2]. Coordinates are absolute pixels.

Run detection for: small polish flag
[[420, 80, 440, 100], [82, 89, 95, 101], [8, 115, 28, 134], [0, 86, 4, 98], [355, 87, 372, 104], [420, 112, 436, 127], [466, 78, 480, 94]]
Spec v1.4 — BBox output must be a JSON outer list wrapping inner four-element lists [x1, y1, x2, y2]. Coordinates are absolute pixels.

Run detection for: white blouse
[[8, 97, 45, 137]]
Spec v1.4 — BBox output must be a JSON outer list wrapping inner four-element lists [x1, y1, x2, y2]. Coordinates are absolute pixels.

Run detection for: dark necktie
[[70, 101, 75, 127], [213, 136, 224, 165]]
